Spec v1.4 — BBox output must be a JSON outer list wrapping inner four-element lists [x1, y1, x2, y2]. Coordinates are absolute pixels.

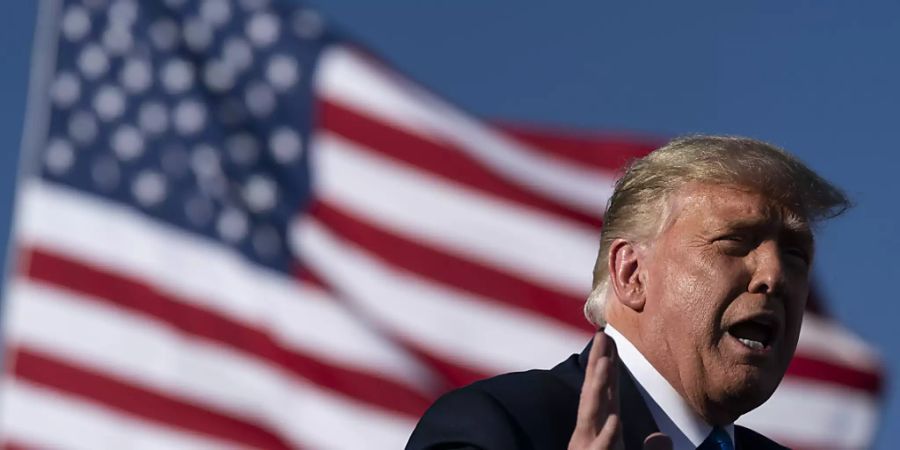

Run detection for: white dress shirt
[[605, 325, 735, 450]]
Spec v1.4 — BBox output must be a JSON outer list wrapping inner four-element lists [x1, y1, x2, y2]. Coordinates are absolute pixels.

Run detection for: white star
[[62, 5, 91, 42], [149, 18, 180, 51], [266, 54, 300, 91], [242, 174, 278, 213], [269, 127, 303, 164], [222, 37, 253, 72], [45, 138, 75, 175], [78, 43, 109, 80], [107, 0, 138, 27], [121, 58, 152, 93], [102, 24, 134, 55], [68, 110, 98, 145], [138, 101, 169, 135], [183, 16, 214, 52], [51, 71, 81, 108], [191, 144, 222, 180], [217, 207, 249, 243], [163, 0, 188, 10], [161, 58, 195, 93], [132, 170, 168, 207], [200, 0, 232, 27], [203, 59, 236, 92], [246, 12, 280, 47], [111, 125, 145, 161], [173, 99, 207, 135], [245, 81, 276, 118], [93, 85, 126, 121]]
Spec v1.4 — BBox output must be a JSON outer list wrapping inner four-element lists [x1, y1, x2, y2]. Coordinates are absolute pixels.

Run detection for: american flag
[[0, 0, 884, 448]]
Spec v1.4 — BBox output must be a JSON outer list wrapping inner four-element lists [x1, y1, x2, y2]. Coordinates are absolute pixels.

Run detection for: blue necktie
[[698, 426, 734, 450]]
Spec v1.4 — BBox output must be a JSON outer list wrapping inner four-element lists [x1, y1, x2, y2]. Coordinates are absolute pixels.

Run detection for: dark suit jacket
[[407, 342, 788, 450]]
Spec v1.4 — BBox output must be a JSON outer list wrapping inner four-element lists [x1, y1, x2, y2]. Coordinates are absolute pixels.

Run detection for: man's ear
[[608, 238, 646, 312]]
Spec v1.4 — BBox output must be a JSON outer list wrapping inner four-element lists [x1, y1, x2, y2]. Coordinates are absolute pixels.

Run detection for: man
[[406, 136, 849, 450]]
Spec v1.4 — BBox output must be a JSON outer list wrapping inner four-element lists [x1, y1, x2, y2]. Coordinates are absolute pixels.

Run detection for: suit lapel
[[572, 340, 660, 450], [617, 359, 661, 450]]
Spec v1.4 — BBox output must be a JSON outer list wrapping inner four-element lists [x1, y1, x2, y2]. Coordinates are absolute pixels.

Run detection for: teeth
[[737, 338, 764, 350]]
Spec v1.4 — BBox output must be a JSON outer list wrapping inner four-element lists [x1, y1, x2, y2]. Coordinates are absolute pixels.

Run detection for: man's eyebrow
[[714, 217, 813, 241], [782, 226, 814, 246], [781, 211, 814, 238], [712, 218, 770, 232]]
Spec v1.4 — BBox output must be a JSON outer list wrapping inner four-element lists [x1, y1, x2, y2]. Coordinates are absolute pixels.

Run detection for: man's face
[[640, 183, 811, 424]]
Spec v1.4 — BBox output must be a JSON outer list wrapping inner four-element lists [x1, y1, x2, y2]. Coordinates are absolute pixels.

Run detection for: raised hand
[[568, 331, 672, 450]]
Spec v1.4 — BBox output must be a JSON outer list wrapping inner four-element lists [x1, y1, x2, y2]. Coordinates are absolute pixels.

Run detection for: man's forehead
[[666, 182, 812, 233]]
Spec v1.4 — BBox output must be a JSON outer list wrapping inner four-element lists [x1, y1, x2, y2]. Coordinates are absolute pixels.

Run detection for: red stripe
[[399, 338, 490, 389], [402, 336, 886, 397], [10, 347, 294, 450], [317, 99, 603, 230], [291, 261, 330, 292], [23, 247, 434, 418], [401, 337, 884, 400], [286, 263, 481, 392], [2, 442, 40, 450], [290, 266, 489, 391], [309, 200, 593, 332], [289, 253, 506, 391], [496, 123, 660, 172], [335, 46, 653, 174], [344, 44, 657, 173], [787, 353, 883, 394]]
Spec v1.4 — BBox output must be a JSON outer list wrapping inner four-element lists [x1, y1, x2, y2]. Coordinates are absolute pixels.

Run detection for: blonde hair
[[584, 135, 850, 326]]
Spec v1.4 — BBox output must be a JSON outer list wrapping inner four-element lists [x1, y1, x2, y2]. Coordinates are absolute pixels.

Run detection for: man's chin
[[715, 368, 783, 417], [717, 338, 790, 408]]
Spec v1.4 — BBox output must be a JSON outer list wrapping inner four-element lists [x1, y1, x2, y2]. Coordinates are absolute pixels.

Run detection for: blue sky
[[1, 1, 897, 447]]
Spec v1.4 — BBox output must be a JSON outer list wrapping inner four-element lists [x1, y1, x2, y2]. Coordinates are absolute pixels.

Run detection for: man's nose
[[748, 240, 785, 295]]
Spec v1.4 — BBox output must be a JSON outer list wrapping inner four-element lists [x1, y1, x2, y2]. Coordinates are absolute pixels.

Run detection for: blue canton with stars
[[40, 0, 332, 272]]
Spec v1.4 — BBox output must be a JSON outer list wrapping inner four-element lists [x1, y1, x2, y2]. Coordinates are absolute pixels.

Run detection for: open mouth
[[726, 316, 779, 351]]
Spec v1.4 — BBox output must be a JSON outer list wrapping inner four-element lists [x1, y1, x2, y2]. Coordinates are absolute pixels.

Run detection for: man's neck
[[605, 324, 735, 450]]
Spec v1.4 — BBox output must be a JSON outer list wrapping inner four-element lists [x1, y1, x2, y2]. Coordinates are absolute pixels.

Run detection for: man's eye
[[718, 234, 751, 244], [715, 235, 754, 256], [784, 247, 810, 264]]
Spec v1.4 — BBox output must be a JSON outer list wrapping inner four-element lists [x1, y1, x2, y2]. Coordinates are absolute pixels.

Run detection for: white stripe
[[797, 313, 882, 370], [13, 180, 436, 392], [315, 45, 618, 214], [0, 379, 244, 450], [292, 216, 590, 374], [4, 280, 415, 450], [313, 131, 598, 296], [737, 378, 879, 449]]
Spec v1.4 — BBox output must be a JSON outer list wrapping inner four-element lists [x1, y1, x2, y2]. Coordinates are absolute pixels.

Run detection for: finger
[[590, 338, 620, 449], [605, 337, 619, 417], [593, 335, 618, 423], [591, 411, 621, 450], [642, 432, 673, 450], [574, 331, 609, 433]]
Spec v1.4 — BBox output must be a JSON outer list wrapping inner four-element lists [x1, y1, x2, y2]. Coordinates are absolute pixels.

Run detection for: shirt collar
[[605, 325, 735, 450]]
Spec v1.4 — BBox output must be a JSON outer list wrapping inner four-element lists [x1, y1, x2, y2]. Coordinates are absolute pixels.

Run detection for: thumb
[[642, 432, 672, 450]]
